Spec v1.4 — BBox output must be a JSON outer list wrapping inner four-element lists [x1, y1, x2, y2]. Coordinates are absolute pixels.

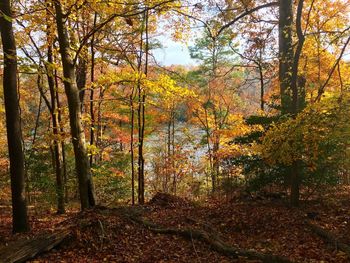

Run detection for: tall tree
[[279, 0, 293, 115], [189, 28, 238, 192], [0, 0, 30, 232], [279, 0, 307, 206], [54, 0, 96, 209]]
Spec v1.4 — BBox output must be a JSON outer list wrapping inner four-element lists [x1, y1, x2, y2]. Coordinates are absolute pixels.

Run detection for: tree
[[189, 28, 241, 192], [279, 0, 293, 115], [0, 0, 30, 232], [54, 0, 96, 209]]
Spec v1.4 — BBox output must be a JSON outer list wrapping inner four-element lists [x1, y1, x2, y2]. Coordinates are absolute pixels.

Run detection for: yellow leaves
[[146, 74, 195, 108], [262, 93, 350, 169], [87, 144, 99, 156]]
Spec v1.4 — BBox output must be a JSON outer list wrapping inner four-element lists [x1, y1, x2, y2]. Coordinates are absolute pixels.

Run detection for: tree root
[[126, 214, 292, 263], [307, 221, 350, 257]]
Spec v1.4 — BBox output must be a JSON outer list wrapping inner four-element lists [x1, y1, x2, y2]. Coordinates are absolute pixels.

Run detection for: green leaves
[[262, 93, 350, 173]]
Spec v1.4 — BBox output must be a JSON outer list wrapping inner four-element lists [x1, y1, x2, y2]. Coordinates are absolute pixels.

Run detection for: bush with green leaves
[[262, 94, 350, 189], [92, 151, 131, 204]]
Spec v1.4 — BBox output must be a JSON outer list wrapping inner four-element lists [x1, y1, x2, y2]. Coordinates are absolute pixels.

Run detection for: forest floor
[[1, 187, 350, 263]]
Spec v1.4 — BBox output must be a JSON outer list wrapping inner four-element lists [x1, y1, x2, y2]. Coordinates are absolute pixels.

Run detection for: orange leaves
[[108, 167, 125, 178]]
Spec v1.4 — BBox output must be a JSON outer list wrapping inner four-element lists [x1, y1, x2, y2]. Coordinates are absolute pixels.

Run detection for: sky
[[152, 39, 196, 66]]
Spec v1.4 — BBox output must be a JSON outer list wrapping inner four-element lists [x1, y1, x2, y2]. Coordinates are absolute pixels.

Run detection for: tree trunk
[[48, 53, 65, 214], [137, 9, 149, 205], [43, 5, 65, 213], [171, 109, 176, 195], [279, 0, 304, 207], [54, 0, 96, 209], [76, 54, 87, 111], [54, 68, 68, 203], [289, 0, 305, 207], [137, 87, 145, 204], [279, 0, 293, 114], [290, 164, 300, 206], [89, 12, 97, 167], [0, 0, 30, 233], [258, 62, 264, 111]]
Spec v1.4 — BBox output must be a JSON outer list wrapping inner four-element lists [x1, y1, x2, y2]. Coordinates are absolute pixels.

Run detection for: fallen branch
[[307, 221, 350, 257], [127, 214, 292, 263], [0, 229, 70, 263]]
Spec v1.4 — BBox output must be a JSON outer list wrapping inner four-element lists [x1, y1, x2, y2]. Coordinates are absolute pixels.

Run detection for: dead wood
[[0, 229, 70, 263]]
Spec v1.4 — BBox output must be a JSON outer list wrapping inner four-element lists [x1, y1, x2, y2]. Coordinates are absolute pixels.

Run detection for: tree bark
[[279, 0, 293, 114], [0, 229, 70, 263], [76, 53, 87, 111], [43, 3, 65, 213], [54, 68, 68, 203], [0, 0, 30, 233], [89, 12, 97, 167], [48, 49, 65, 214], [130, 91, 135, 205], [137, 9, 149, 205], [289, 0, 305, 207], [54, 0, 96, 209]]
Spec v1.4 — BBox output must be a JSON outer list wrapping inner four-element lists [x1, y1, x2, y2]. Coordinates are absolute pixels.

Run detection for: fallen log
[[127, 214, 292, 263], [307, 221, 350, 257], [0, 229, 70, 263]]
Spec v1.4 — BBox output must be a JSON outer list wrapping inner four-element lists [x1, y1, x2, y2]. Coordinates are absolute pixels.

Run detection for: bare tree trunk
[[42, 4, 66, 213], [54, 68, 68, 203], [171, 109, 176, 195], [48, 50, 65, 213], [279, 0, 293, 114], [130, 91, 135, 205], [54, 0, 96, 209], [0, 0, 30, 233], [289, 0, 305, 207], [89, 12, 97, 167], [258, 62, 264, 111], [137, 86, 145, 204], [76, 58, 87, 111], [137, 9, 149, 204], [96, 84, 105, 164], [166, 115, 171, 193]]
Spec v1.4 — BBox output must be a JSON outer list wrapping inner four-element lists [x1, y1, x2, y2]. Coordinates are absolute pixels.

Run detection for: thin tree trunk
[[167, 114, 171, 193], [54, 0, 96, 209], [48, 57, 65, 214], [130, 91, 135, 205], [89, 12, 97, 167], [137, 9, 149, 204], [258, 63, 264, 111], [0, 0, 30, 233], [54, 69, 68, 203], [171, 109, 176, 195], [44, 5, 65, 213], [96, 85, 105, 164]]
